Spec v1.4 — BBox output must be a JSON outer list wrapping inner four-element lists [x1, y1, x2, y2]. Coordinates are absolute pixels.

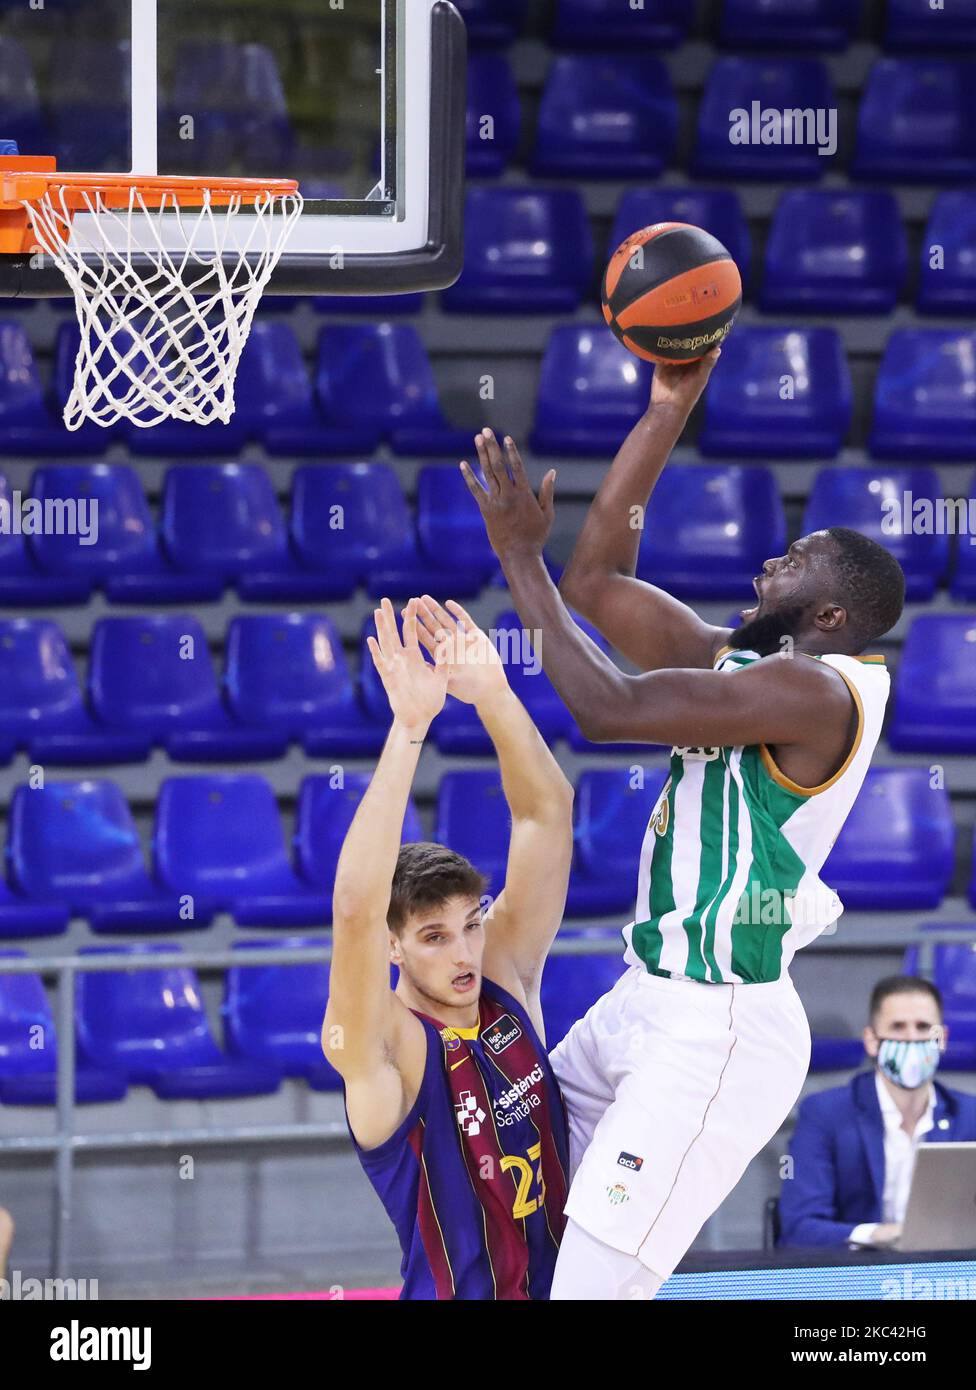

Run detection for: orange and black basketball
[[601, 222, 742, 364]]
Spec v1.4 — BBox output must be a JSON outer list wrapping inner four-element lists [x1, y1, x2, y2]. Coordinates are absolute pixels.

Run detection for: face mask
[[876, 1037, 941, 1090]]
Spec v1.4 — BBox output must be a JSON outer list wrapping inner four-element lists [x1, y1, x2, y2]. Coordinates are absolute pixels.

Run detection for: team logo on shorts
[[617, 1151, 644, 1171], [440, 1028, 462, 1052], [481, 1014, 522, 1055], [607, 1183, 630, 1206]]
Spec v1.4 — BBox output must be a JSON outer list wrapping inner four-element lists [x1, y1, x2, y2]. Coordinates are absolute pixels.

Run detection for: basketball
[[601, 222, 742, 364]]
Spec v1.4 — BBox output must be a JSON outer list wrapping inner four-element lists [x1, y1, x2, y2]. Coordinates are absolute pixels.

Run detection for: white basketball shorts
[[549, 963, 811, 1282]]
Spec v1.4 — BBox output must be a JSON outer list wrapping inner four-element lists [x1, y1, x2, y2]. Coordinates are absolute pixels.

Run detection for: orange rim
[[0, 169, 300, 211], [0, 158, 300, 254]]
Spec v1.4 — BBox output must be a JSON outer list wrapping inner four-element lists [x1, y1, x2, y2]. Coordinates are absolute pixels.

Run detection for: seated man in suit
[[778, 974, 976, 1248]]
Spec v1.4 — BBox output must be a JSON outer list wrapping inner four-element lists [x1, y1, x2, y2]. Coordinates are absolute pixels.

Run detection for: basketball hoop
[[0, 159, 303, 431]]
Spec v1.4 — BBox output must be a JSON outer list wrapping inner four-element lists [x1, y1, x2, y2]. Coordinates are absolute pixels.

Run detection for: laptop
[[899, 1143, 976, 1252]]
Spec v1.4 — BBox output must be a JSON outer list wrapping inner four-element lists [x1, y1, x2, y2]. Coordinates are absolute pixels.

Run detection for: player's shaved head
[[819, 527, 905, 649]]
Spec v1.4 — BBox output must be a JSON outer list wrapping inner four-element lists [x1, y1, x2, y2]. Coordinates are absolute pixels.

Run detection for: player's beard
[[729, 603, 807, 658]]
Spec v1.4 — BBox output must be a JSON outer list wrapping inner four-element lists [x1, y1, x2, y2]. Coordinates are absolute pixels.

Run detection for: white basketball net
[[22, 184, 304, 431]]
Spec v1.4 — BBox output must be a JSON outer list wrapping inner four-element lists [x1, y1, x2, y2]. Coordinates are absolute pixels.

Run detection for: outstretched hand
[[649, 346, 722, 416], [460, 428, 556, 563], [412, 595, 510, 708], [366, 597, 449, 734]]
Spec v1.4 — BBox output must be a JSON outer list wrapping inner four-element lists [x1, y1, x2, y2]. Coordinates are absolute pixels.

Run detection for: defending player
[[323, 597, 572, 1300], [460, 352, 905, 1300]]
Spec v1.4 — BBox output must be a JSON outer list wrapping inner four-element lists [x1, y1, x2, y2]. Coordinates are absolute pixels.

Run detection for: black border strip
[[0, 1, 466, 298]]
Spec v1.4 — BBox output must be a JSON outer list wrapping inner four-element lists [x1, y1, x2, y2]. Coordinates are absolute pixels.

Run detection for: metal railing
[[0, 925, 972, 1278]]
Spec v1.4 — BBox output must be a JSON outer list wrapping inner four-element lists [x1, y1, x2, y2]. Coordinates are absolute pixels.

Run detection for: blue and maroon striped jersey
[[347, 977, 569, 1300]]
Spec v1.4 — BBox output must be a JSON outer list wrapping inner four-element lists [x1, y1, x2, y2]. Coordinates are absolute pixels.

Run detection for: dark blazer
[[777, 1069, 976, 1247]]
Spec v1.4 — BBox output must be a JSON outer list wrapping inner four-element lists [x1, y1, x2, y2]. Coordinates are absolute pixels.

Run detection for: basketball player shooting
[[323, 597, 572, 1299], [460, 350, 906, 1300]]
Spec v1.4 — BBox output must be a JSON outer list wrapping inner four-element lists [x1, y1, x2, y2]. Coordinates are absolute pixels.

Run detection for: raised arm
[[558, 353, 731, 672], [323, 598, 445, 1149], [414, 598, 573, 1022], [460, 437, 854, 770]]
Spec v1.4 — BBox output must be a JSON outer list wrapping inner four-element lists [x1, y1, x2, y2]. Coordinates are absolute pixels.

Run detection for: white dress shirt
[[849, 1072, 935, 1246]]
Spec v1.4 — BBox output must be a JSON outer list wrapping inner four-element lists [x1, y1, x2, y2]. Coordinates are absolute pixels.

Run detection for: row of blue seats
[[2, 460, 975, 606], [3, 919, 974, 1105], [457, 0, 976, 51], [6, 319, 976, 461], [463, 54, 976, 181], [0, 321, 468, 458], [0, 764, 970, 943], [0, 609, 974, 764], [449, 186, 976, 317], [16, 184, 976, 318]]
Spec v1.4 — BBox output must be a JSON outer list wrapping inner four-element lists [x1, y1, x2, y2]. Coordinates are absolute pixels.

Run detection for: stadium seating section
[[1, 4, 974, 1101]]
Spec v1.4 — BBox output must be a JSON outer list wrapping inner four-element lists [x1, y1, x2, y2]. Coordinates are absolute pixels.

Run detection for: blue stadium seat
[[466, 52, 521, 175], [540, 931, 629, 1049], [415, 466, 501, 596], [568, 767, 669, 916], [316, 325, 470, 456], [123, 322, 321, 458], [7, 780, 186, 933], [294, 774, 424, 906], [917, 193, 976, 314], [532, 56, 677, 178], [761, 191, 907, 314], [224, 939, 340, 1088], [89, 615, 284, 763], [531, 326, 652, 457], [0, 952, 128, 1104], [154, 775, 325, 928], [636, 465, 787, 599], [552, 0, 689, 47], [490, 609, 577, 744], [720, 0, 859, 49], [0, 618, 147, 765], [0, 322, 99, 456], [902, 925, 976, 1072], [801, 468, 949, 602], [161, 41, 293, 172], [609, 188, 752, 294], [695, 58, 838, 179], [0, 873, 69, 941], [225, 613, 383, 758], [952, 476, 976, 598], [435, 771, 509, 898], [26, 463, 202, 605], [699, 327, 852, 458], [443, 188, 594, 314], [885, 0, 976, 50], [888, 615, 976, 753], [869, 330, 976, 460], [48, 38, 131, 171], [160, 463, 296, 600], [0, 37, 47, 156], [77, 944, 281, 1099], [454, 0, 528, 44], [290, 463, 455, 600], [314, 292, 425, 317], [821, 768, 956, 910], [853, 60, 976, 181]]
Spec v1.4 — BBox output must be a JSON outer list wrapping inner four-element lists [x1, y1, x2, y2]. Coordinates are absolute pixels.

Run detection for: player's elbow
[[558, 564, 596, 620]]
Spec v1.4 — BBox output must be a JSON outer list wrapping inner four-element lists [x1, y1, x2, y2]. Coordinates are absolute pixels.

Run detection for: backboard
[[0, 0, 466, 297]]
